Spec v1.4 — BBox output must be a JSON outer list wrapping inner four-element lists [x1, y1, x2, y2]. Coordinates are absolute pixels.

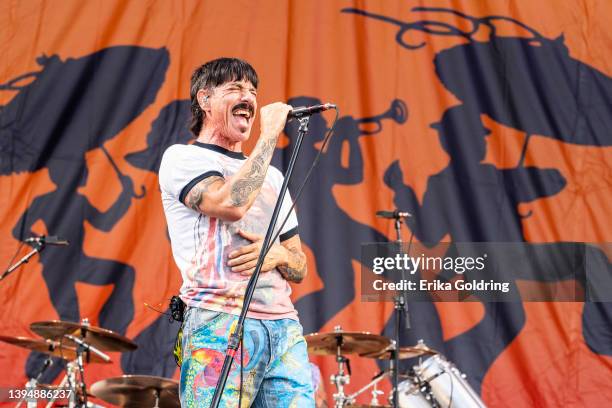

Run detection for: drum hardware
[[362, 340, 438, 361], [15, 357, 52, 408], [345, 370, 388, 407], [370, 382, 384, 406], [305, 326, 392, 408], [89, 375, 180, 408], [0, 335, 112, 364], [29, 318, 125, 407], [0, 332, 113, 408], [400, 354, 487, 408], [331, 326, 352, 408], [4, 318, 143, 408], [30, 318, 137, 353], [305, 328, 392, 357]]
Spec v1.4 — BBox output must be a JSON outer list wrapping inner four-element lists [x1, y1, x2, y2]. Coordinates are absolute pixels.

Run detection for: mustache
[[232, 102, 255, 115]]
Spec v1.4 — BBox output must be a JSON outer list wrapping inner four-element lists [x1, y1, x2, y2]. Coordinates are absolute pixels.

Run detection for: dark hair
[[189, 58, 259, 136]]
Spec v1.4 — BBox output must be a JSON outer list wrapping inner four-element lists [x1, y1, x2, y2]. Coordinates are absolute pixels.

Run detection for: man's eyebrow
[[225, 81, 256, 92]]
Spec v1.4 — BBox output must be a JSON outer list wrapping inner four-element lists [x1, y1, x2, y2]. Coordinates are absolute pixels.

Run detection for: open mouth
[[231, 102, 254, 122]]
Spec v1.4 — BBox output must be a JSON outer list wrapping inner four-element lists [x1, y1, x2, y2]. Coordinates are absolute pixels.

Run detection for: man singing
[[159, 58, 315, 407]]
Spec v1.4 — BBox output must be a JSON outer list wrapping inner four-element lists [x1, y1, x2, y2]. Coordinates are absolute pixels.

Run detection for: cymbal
[[0, 335, 111, 364], [37, 383, 93, 398], [90, 375, 179, 408], [362, 343, 438, 360], [305, 331, 391, 356], [30, 321, 137, 352]]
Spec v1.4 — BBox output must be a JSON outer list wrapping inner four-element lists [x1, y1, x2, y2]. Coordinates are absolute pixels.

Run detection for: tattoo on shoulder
[[230, 138, 276, 207], [186, 176, 223, 212]]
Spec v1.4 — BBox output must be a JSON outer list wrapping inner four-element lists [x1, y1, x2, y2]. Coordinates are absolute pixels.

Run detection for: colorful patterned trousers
[[180, 307, 315, 407]]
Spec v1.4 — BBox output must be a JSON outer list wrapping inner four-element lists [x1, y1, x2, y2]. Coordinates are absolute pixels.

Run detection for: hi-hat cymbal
[[362, 343, 438, 360], [30, 321, 137, 352], [0, 335, 112, 364], [305, 331, 391, 356], [90, 375, 179, 408]]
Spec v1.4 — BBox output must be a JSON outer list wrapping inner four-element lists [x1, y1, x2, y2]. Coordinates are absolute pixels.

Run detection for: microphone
[[376, 210, 411, 219], [24, 235, 70, 246], [289, 103, 336, 118]]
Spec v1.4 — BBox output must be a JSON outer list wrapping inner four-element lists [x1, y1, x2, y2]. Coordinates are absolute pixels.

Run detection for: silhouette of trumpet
[[355, 99, 408, 134]]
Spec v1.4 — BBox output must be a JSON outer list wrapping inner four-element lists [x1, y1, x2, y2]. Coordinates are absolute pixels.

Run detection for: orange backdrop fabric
[[0, 1, 611, 407]]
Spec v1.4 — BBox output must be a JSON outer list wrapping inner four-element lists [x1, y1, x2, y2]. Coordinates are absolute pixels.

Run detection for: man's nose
[[240, 90, 255, 103]]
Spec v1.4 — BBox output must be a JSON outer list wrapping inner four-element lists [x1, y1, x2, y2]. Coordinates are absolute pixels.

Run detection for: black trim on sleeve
[[179, 170, 224, 205], [279, 226, 299, 242]]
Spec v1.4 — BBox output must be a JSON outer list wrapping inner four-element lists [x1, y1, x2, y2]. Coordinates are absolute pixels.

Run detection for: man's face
[[205, 80, 257, 142]]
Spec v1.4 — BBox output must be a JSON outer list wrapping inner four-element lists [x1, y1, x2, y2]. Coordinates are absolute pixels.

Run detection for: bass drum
[[414, 355, 486, 408], [397, 379, 432, 408]]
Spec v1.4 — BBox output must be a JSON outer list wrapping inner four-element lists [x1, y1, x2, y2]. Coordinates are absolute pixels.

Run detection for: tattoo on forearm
[[186, 176, 223, 212], [279, 247, 306, 283], [230, 137, 276, 206]]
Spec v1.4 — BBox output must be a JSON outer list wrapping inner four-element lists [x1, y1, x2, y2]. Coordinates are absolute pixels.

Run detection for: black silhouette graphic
[[342, 5, 612, 391], [384, 105, 567, 243], [272, 96, 408, 333], [342, 7, 612, 148], [383, 105, 567, 390], [1, 46, 170, 382], [121, 99, 192, 375], [125, 100, 192, 174]]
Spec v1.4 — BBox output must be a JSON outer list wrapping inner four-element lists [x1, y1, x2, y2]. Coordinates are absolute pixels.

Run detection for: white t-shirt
[[159, 142, 299, 320]]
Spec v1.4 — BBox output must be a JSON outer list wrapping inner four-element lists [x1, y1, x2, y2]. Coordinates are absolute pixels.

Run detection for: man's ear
[[197, 89, 210, 111]]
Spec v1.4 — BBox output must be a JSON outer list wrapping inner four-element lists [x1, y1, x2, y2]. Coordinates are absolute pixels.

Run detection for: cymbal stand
[[44, 370, 71, 408], [331, 327, 351, 408], [370, 380, 384, 406], [345, 370, 388, 406], [16, 356, 53, 408], [153, 388, 161, 408], [74, 343, 88, 407]]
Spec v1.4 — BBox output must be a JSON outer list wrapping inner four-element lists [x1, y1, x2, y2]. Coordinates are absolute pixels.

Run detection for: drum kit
[[1, 318, 179, 408], [304, 326, 486, 408]]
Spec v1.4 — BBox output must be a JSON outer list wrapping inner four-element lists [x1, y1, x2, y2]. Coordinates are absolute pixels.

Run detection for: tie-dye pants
[[180, 307, 315, 407]]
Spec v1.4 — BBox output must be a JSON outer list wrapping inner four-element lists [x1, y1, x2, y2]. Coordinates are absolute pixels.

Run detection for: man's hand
[[259, 102, 292, 137], [227, 230, 287, 275], [227, 229, 307, 283]]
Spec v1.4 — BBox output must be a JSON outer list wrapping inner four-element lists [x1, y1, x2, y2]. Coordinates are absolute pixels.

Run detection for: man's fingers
[[227, 251, 259, 267], [228, 242, 259, 259], [240, 268, 255, 276], [238, 229, 263, 242], [240, 263, 274, 276], [231, 259, 258, 272]]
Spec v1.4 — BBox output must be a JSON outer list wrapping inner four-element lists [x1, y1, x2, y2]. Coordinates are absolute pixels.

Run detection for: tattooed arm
[[183, 102, 292, 221], [277, 235, 308, 283]]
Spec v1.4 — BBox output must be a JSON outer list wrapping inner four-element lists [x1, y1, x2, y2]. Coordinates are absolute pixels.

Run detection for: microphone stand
[[210, 115, 311, 408], [0, 241, 44, 282], [390, 212, 413, 408]]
